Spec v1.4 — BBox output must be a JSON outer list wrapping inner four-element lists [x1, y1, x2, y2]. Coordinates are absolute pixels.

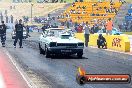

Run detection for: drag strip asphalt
[[4, 37, 132, 88]]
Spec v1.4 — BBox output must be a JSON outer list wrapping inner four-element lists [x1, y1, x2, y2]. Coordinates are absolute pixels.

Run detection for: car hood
[[46, 37, 83, 43]]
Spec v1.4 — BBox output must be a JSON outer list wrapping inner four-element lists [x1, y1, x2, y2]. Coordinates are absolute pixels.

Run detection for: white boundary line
[[4, 49, 38, 88]]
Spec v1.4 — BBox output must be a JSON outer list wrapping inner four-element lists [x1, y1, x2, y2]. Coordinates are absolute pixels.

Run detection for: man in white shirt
[[83, 21, 91, 47]]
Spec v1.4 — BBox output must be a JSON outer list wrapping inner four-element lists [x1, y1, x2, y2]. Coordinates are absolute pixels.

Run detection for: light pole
[[92, 4, 94, 14], [31, 3, 34, 24]]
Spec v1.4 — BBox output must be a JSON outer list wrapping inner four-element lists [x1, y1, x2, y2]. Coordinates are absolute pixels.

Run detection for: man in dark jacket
[[90, 25, 95, 34], [0, 21, 6, 47], [42, 23, 48, 33], [13, 19, 24, 48], [97, 34, 107, 49]]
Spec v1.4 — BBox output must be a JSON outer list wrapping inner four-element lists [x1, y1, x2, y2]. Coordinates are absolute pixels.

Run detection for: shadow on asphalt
[[48, 55, 88, 59]]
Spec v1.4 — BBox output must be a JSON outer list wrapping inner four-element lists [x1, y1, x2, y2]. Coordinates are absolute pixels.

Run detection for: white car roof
[[61, 32, 70, 36], [45, 28, 64, 31]]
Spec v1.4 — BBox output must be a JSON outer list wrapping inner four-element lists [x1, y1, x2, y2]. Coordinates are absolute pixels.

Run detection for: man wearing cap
[[13, 19, 24, 48], [0, 21, 7, 47]]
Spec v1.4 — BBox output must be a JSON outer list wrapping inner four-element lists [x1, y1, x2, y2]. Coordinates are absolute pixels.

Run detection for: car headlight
[[49, 42, 57, 47], [78, 43, 84, 47]]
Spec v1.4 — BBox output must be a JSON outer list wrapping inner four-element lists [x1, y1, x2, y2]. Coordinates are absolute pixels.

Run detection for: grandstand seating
[[58, 1, 122, 25]]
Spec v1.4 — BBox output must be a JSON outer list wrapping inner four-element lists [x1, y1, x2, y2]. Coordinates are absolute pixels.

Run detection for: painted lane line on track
[[0, 72, 6, 88], [4, 49, 38, 88]]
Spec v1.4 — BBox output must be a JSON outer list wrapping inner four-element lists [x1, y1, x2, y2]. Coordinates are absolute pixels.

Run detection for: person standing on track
[[0, 21, 7, 47], [13, 19, 24, 48], [83, 21, 91, 47]]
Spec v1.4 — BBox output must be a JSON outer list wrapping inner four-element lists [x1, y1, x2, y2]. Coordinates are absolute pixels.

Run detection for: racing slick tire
[[45, 48, 51, 58], [39, 43, 45, 54], [77, 52, 83, 58]]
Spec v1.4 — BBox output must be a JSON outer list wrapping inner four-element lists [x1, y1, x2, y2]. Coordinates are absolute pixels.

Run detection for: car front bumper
[[48, 47, 83, 54]]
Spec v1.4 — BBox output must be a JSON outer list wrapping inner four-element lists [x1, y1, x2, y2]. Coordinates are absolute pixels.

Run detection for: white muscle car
[[39, 28, 84, 58]]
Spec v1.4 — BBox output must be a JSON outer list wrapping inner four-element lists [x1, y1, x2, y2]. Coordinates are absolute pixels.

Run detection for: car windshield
[[48, 29, 63, 36], [61, 35, 70, 39]]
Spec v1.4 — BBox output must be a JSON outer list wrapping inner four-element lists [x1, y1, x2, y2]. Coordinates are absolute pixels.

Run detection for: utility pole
[[31, 3, 34, 24]]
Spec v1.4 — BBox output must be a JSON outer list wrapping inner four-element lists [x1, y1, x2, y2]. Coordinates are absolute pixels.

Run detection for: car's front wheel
[[39, 43, 45, 54], [77, 52, 83, 58], [45, 48, 51, 58]]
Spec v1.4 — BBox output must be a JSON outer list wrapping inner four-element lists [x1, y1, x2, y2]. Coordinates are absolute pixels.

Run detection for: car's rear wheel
[[77, 52, 83, 58], [45, 48, 51, 58], [39, 43, 45, 54]]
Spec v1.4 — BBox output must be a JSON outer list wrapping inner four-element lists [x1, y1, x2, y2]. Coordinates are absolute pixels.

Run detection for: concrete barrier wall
[[75, 33, 130, 52]]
